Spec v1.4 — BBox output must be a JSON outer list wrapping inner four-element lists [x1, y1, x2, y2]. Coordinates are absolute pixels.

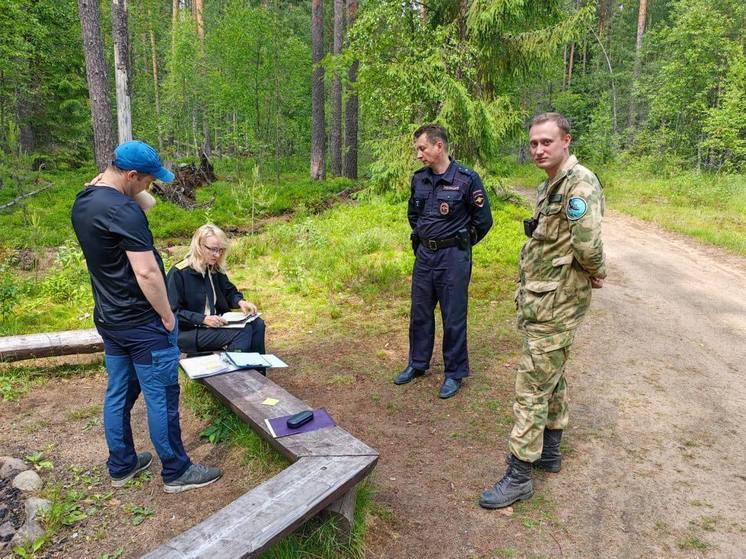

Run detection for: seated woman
[[167, 224, 266, 366]]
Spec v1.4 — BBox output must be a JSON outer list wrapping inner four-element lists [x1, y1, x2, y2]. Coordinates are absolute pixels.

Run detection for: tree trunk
[[343, 0, 358, 179], [193, 0, 211, 157], [628, 0, 648, 130], [171, 0, 178, 55], [78, 0, 116, 171], [330, 0, 344, 176], [149, 25, 163, 152], [112, 0, 132, 144], [310, 0, 325, 180], [193, 0, 205, 43], [15, 86, 34, 154], [598, 0, 607, 37], [567, 42, 575, 89]]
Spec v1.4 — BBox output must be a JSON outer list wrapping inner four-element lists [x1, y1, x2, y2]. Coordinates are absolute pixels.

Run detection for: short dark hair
[[108, 161, 148, 179], [529, 112, 571, 136], [414, 123, 449, 150]]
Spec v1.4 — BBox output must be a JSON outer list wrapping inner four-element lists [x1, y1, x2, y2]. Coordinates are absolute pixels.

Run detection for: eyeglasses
[[203, 245, 225, 255]]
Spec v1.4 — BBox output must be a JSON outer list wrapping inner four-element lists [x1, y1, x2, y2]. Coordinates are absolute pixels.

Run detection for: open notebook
[[179, 352, 288, 379]]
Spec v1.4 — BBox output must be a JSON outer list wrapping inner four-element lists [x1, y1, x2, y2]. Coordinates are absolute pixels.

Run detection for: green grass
[[1, 164, 530, 557], [0, 361, 103, 401], [600, 165, 746, 256], [0, 159, 353, 250], [182, 379, 287, 483], [504, 161, 746, 256], [65, 404, 101, 421], [678, 535, 710, 551]]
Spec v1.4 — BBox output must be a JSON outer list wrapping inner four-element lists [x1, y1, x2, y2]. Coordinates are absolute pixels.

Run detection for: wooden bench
[[0, 328, 103, 362], [0, 331, 379, 558], [144, 370, 378, 558]]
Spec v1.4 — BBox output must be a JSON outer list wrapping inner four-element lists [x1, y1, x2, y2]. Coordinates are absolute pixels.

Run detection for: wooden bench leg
[[321, 483, 358, 539]]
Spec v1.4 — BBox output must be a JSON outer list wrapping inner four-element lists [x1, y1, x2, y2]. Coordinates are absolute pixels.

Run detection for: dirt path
[[305, 208, 746, 559], [546, 210, 746, 557]]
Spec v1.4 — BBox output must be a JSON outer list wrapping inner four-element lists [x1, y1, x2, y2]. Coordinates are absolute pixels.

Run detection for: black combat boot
[[534, 429, 562, 473], [479, 454, 533, 509]]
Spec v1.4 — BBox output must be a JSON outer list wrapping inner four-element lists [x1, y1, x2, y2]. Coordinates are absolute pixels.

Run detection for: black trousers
[[178, 318, 266, 355], [408, 245, 471, 379]]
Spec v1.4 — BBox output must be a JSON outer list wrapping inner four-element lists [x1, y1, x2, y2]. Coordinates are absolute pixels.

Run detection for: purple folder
[[265, 408, 336, 438]]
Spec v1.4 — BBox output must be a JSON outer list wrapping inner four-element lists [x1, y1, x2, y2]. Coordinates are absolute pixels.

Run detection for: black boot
[[479, 454, 533, 509], [534, 429, 562, 473]]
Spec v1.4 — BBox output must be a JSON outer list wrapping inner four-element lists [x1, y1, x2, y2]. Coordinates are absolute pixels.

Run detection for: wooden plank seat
[[142, 368, 378, 558], [0, 330, 379, 557], [142, 455, 376, 559], [0, 328, 103, 362]]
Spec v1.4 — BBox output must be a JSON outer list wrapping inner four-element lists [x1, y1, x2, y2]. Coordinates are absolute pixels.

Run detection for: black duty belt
[[420, 236, 459, 250]]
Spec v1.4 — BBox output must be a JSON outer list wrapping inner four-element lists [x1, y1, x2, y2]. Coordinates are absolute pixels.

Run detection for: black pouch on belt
[[523, 218, 538, 238], [410, 231, 420, 254]]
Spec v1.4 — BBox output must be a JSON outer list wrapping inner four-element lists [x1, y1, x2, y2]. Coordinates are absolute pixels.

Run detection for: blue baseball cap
[[113, 140, 175, 183]]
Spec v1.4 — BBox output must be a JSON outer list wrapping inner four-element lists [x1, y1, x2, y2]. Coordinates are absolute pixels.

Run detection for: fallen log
[[0, 329, 103, 362], [0, 185, 53, 211]]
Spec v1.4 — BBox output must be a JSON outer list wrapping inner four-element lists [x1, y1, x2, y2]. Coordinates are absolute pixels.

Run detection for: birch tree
[[112, 0, 132, 144]]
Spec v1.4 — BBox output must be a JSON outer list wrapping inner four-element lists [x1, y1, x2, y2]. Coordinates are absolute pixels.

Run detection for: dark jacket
[[407, 159, 493, 244], [166, 260, 244, 331]]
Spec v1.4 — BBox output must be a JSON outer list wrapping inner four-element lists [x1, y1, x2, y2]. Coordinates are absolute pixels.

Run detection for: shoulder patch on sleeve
[[472, 190, 486, 208], [175, 259, 190, 270], [567, 197, 588, 220]]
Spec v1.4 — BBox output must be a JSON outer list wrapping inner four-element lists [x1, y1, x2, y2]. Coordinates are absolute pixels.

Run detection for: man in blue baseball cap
[[72, 140, 223, 494], [113, 140, 176, 183]]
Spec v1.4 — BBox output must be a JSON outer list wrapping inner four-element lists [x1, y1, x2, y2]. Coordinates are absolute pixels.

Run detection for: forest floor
[[2, 197, 746, 558], [272, 203, 746, 558]]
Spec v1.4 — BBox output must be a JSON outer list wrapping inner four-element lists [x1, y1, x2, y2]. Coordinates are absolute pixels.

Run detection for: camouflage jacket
[[516, 155, 607, 350]]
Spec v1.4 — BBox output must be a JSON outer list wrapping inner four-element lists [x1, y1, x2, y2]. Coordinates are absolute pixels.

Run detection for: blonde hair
[[185, 224, 229, 275]]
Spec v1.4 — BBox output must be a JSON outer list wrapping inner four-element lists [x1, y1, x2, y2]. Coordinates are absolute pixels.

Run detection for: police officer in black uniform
[[394, 124, 493, 398]]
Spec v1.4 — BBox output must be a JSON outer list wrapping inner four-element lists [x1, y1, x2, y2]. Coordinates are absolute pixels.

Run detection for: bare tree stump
[[150, 151, 216, 208]]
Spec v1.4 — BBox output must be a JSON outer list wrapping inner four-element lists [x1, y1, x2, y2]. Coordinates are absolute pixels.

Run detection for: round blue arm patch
[[567, 197, 588, 220]]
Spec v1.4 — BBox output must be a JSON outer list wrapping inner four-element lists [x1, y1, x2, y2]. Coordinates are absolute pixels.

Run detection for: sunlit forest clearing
[[1, 0, 745, 557]]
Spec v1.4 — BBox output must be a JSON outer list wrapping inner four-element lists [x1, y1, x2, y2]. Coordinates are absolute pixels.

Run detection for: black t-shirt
[[71, 186, 166, 329]]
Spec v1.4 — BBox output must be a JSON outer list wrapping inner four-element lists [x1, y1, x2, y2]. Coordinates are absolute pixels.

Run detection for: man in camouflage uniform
[[480, 112, 607, 509]]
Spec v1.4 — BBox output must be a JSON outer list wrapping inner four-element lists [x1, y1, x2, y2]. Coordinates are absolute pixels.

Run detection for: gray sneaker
[[111, 452, 153, 488], [163, 463, 223, 494]]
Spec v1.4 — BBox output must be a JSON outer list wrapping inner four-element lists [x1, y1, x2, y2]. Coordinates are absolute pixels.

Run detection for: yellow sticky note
[[262, 398, 279, 406]]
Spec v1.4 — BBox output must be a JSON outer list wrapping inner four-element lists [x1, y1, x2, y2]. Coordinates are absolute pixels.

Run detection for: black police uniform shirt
[[407, 159, 493, 244], [71, 186, 166, 329], [166, 263, 245, 331]]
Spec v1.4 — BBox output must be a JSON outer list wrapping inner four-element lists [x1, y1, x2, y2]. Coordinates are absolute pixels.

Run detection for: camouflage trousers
[[508, 332, 574, 463]]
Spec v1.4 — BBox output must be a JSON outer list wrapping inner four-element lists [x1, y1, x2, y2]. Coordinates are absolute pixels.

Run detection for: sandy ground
[[0, 372, 271, 558], [547, 210, 746, 558], [332, 207, 746, 559]]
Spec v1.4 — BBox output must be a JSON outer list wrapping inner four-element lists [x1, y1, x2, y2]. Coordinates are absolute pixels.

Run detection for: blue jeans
[[98, 319, 191, 483]]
